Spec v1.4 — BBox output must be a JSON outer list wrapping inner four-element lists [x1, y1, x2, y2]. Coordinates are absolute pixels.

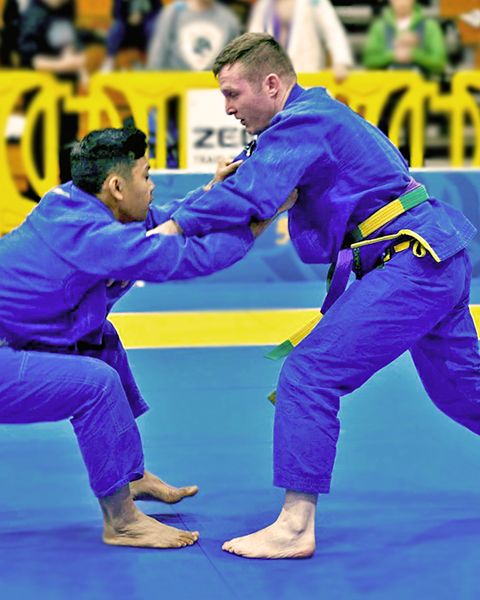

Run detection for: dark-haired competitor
[[0, 127, 291, 549], [162, 33, 479, 559]]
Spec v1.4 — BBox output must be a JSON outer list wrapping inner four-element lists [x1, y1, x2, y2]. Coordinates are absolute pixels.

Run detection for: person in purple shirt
[[0, 127, 292, 549], [158, 33, 479, 559]]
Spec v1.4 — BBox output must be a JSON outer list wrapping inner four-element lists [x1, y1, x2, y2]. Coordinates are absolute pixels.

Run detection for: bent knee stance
[[69, 362, 144, 498]]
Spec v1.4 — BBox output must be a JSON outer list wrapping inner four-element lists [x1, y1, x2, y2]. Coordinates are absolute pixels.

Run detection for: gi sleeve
[[146, 183, 211, 227], [172, 113, 323, 236], [65, 219, 254, 282]]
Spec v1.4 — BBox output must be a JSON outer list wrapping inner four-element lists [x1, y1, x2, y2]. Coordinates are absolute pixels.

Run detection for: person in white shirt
[[248, 0, 354, 81]]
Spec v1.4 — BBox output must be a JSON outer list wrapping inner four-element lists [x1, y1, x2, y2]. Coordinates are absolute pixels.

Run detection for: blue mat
[[1, 347, 480, 600]]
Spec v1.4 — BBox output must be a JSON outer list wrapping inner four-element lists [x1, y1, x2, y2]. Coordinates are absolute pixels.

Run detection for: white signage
[[186, 89, 253, 171]]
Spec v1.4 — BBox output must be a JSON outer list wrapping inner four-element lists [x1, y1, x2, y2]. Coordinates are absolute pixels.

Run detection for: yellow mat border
[[109, 306, 480, 349]]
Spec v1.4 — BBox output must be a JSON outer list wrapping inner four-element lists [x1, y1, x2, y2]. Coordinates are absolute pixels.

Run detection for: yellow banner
[[1, 69, 479, 233]]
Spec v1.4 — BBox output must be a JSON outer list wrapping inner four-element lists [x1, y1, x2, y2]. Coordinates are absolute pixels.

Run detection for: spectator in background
[[362, 0, 447, 164], [362, 0, 447, 77], [19, 0, 87, 85], [248, 0, 353, 81], [0, 0, 30, 66], [101, 0, 162, 72], [18, 0, 86, 183], [147, 0, 240, 71], [146, 0, 241, 167]]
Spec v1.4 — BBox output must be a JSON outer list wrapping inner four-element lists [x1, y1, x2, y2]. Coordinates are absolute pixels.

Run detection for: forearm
[[362, 24, 393, 69], [147, 192, 202, 227], [147, 160, 243, 235], [75, 219, 253, 283], [33, 53, 83, 74], [412, 23, 446, 74], [411, 48, 445, 74], [363, 48, 394, 69], [137, 227, 255, 282], [173, 161, 299, 236], [172, 116, 319, 236]]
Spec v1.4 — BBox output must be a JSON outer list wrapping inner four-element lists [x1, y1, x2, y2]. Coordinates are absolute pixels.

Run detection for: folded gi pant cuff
[[94, 469, 144, 498], [273, 473, 331, 494]]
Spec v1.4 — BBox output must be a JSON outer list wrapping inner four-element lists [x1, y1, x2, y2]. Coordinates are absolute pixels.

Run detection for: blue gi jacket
[[173, 84, 476, 264], [0, 182, 253, 347]]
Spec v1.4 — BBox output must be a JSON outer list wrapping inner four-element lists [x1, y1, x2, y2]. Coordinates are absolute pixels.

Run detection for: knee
[[77, 357, 125, 404], [97, 359, 122, 389], [276, 354, 342, 432], [72, 360, 135, 434], [278, 349, 334, 394], [278, 347, 362, 400]]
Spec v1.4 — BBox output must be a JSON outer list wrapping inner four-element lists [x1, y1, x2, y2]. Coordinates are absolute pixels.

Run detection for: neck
[[277, 80, 296, 112], [97, 191, 120, 220]]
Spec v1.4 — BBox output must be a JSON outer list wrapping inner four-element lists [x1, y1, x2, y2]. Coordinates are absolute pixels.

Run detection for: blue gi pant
[[0, 321, 148, 498], [274, 248, 480, 494]]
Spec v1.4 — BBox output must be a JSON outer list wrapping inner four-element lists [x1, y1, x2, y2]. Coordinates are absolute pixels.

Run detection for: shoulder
[[273, 87, 354, 133], [172, 1, 187, 12], [162, 2, 184, 16], [423, 17, 444, 33], [285, 86, 337, 115], [159, 1, 186, 20]]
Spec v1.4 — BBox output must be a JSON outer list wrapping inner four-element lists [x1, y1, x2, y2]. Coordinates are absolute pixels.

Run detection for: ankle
[[99, 485, 140, 530], [277, 507, 314, 535], [277, 490, 317, 534]]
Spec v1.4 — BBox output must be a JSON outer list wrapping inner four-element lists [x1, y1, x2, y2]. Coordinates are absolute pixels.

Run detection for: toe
[[222, 540, 235, 552]]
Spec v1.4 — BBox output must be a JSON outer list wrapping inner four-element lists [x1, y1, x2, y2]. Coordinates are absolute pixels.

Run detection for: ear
[[106, 174, 124, 202], [263, 73, 281, 98]]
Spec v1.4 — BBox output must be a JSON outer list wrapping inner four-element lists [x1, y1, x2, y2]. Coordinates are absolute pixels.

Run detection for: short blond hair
[[213, 33, 296, 85]]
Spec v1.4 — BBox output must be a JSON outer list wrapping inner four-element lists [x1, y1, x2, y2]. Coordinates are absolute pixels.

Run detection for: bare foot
[[222, 491, 317, 559], [222, 519, 315, 559], [130, 470, 198, 504], [103, 510, 200, 549]]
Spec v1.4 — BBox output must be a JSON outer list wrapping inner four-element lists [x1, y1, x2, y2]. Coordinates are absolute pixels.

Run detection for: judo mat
[[1, 280, 480, 600]]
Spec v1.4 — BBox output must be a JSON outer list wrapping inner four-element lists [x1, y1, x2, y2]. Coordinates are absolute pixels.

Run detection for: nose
[[225, 99, 236, 116]]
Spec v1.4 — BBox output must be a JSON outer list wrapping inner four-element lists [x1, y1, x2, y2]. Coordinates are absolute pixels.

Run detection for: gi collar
[[283, 84, 304, 110]]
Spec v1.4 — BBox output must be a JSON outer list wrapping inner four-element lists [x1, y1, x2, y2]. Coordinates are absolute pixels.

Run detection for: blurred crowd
[[0, 0, 476, 173], [0, 0, 472, 82]]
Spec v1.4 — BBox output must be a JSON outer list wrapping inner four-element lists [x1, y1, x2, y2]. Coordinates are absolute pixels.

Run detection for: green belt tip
[[267, 389, 277, 406], [264, 340, 294, 361]]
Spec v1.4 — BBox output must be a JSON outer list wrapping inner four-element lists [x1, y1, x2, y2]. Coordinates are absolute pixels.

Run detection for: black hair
[[70, 127, 147, 195]]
